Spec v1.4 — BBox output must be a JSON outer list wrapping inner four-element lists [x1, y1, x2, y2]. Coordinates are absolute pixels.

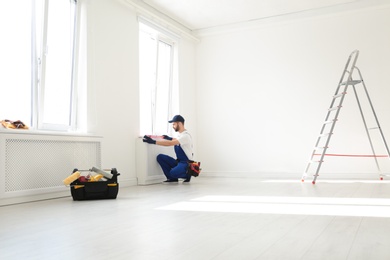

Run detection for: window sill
[[0, 128, 102, 138]]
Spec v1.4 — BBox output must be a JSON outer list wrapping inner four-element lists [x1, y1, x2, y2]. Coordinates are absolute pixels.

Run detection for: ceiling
[[141, 0, 359, 31]]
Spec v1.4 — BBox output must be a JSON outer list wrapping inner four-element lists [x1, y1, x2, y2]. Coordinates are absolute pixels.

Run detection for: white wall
[[81, 0, 390, 181], [196, 5, 390, 177], [177, 39, 198, 155], [82, 0, 197, 185]]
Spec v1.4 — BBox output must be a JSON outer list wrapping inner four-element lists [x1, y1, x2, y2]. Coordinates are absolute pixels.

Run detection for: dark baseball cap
[[168, 115, 185, 123]]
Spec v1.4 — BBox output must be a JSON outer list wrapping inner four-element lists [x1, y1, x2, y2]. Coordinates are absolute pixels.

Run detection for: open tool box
[[68, 167, 120, 201]]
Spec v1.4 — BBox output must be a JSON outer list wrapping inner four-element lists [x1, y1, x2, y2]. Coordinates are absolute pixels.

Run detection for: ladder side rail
[[314, 67, 355, 153], [324, 84, 349, 145], [303, 50, 359, 183], [303, 81, 346, 180], [351, 84, 381, 174], [305, 132, 329, 177], [317, 51, 359, 136], [326, 75, 347, 121], [344, 55, 359, 88], [348, 50, 360, 75], [303, 90, 344, 180], [337, 50, 359, 87], [356, 68, 390, 158], [304, 135, 325, 179], [303, 133, 326, 180], [311, 84, 349, 183], [330, 71, 349, 108], [326, 52, 359, 120]]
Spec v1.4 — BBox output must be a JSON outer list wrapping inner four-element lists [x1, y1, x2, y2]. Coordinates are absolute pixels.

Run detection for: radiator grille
[[5, 139, 101, 193], [136, 138, 175, 185]]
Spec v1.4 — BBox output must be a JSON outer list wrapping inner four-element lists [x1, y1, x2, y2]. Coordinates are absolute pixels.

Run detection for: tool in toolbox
[[63, 167, 120, 201]]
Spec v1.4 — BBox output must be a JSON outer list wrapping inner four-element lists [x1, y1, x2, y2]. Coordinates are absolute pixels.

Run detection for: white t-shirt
[[177, 130, 193, 160]]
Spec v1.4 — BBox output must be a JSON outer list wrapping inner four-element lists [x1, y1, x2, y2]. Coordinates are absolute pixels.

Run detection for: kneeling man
[[143, 115, 193, 183]]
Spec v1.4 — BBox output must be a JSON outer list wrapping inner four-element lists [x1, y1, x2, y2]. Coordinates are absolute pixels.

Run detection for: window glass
[[40, 0, 76, 129], [0, 0, 33, 124], [154, 40, 173, 134], [139, 22, 177, 136], [0, 0, 77, 131]]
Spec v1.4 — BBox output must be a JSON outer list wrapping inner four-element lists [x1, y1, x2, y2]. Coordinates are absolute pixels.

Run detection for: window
[[139, 20, 179, 136], [0, 1, 33, 125], [0, 0, 78, 131]]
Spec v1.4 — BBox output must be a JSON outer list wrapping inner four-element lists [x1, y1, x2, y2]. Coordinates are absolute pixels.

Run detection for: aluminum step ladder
[[302, 50, 390, 184]]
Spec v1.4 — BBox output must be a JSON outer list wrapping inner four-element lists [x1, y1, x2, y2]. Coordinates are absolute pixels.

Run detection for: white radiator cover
[[135, 137, 175, 185], [0, 132, 101, 202]]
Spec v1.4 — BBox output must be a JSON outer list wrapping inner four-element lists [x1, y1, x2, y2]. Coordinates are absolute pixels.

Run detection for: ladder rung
[[310, 160, 323, 163], [328, 106, 341, 111], [314, 146, 328, 150], [369, 127, 380, 130], [333, 92, 346, 98], [320, 133, 332, 137], [340, 80, 362, 86], [324, 119, 337, 124]]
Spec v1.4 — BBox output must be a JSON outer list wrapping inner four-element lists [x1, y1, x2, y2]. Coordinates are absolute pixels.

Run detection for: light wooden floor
[[1, 176, 390, 260]]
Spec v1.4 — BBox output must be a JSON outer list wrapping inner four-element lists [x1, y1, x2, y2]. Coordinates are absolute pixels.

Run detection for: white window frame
[[35, 0, 78, 132], [0, 0, 79, 132], [138, 17, 180, 136]]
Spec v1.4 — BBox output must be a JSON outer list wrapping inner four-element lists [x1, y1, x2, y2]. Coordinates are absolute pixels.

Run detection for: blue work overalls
[[157, 145, 189, 181]]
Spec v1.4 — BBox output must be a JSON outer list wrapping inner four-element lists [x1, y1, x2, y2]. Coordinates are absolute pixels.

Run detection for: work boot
[[162, 179, 178, 184]]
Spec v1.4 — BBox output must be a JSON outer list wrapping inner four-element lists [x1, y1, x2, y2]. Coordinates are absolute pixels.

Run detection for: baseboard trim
[[201, 171, 383, 180]]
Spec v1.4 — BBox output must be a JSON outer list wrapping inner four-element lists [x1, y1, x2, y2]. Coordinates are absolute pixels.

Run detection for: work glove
[[143, 135, 156, 144], [162, 135, 173, 140]]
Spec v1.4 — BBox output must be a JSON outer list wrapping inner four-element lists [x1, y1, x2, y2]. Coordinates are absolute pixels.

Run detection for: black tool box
[[70, 168, 120, 201]]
